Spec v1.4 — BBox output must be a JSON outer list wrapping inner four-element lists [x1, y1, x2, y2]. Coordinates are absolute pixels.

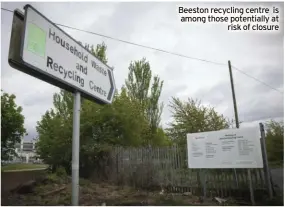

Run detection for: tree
[[36, 108, 72, 171], [36, 42, 153, 177], [167, 97, 229, 146], [125, 58, 164, 145], [36, 42, 109, 173], [1, 91, 26, 160], [265, 120, 283, 165], [90, 42, 108, 64], [147, 76, 164, 134], [151, 127, 172, 146]]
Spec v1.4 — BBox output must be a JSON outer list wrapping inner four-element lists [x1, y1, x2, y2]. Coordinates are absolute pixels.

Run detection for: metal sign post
[[72, 91, 81, 205]]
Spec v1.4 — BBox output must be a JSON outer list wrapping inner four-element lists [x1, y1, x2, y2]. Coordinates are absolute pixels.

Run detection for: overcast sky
[[1, 1, 284, 141]]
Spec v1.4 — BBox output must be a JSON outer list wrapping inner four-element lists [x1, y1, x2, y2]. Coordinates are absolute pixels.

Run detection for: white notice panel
[[187, 127, 264, 168]]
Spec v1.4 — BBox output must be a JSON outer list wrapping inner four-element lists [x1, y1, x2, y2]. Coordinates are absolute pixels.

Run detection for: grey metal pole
[[72, 91, 81, 206], [259, 123, 273, 199], [228, 61, 239, 129], [228, 60, 254, 205], [228, 60, 239, 188]]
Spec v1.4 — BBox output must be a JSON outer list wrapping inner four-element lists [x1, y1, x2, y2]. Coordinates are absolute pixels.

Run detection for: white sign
[[20, 5, 115, 104], [187, 127, 264, 169]]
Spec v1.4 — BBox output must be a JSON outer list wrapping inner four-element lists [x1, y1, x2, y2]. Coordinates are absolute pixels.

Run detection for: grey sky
[[1, 2, 284, 141]]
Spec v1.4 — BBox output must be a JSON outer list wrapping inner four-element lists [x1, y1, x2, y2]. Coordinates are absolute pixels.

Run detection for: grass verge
[[1, 163, 48, 171]]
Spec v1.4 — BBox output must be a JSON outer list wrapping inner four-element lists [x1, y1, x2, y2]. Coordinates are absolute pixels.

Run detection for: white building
[[14, 140, 39, 163]]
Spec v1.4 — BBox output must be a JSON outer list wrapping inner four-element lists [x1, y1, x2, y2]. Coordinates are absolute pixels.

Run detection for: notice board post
[[259, 123, 273, 199]]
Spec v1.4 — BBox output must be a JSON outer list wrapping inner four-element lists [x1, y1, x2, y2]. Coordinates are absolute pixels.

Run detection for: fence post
[[202, 169, 207, 200], [234, 169, 239, 188]]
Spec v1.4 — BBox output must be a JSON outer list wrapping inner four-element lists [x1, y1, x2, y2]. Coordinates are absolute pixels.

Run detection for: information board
[[187, 127, 264, 168]]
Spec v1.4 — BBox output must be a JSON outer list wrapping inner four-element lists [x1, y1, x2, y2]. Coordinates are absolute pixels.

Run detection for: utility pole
[[228, 60, 239, 128], [228, 60, 255, 205], [228, 60, 240, 190]]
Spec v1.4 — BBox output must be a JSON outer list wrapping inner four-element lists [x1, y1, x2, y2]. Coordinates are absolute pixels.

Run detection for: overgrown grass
[[1, 163, 48, 171]]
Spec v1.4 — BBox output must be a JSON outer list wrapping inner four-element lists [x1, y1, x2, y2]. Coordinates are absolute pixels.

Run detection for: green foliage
[[36, 42, 156, 178], [147, 76, 164, 134], [125, 58, 152, 107], [36, 42, 110, 176], [55, 166, 67, 177], [151, 127, 172, 146], [1, 91, 26, 160], [81, 87, 148, 147], [167, 97, 229, 146], [90, 42, 108, 64], [46, 171, 69, 184], [265, 120, 283, 165], [46, 173, 61, 183], [79, 88, 150, 177], [36, 107, 73, 174], [125, 58, 165, 145]]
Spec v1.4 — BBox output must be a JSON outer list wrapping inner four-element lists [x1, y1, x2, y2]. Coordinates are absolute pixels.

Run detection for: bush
[[46, 173, 61, 184], [55, 166, 67, 177]]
